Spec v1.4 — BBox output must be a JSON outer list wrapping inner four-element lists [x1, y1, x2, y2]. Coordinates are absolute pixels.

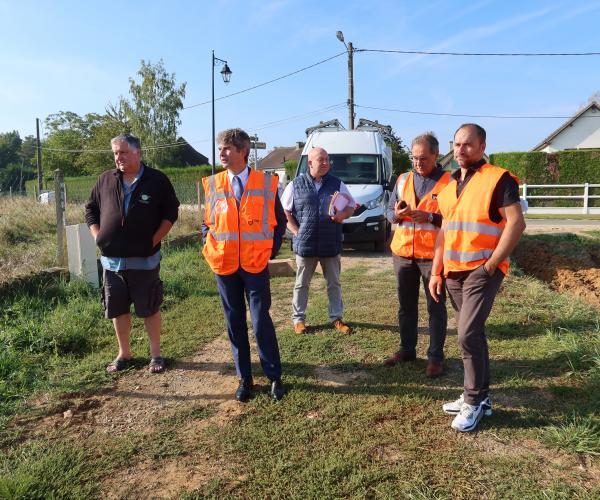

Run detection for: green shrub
[[25, 164, 223, 204], [284, 159, 298, 180], [489, 150, 600, 184]]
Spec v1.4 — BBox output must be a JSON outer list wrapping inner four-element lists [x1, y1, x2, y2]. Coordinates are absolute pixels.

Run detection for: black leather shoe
[[270, 379, 286, 401], [235, 378, 253, 402]]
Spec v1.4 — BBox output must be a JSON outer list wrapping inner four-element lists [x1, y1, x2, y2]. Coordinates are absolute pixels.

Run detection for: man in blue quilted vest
[[281, 147, 356, 334]]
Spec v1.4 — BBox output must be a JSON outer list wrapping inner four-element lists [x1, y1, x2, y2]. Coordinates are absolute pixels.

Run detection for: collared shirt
[[100, 164, 161, 271], [386, 164, 445, 227], [413, 164, 446, 205], [280, 174, 356, 212], [227, 166, 250, 190], [452, 158, 520, 223]]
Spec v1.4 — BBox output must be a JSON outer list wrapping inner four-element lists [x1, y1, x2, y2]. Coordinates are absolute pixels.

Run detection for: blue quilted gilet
[[292, 173, 343, 257]]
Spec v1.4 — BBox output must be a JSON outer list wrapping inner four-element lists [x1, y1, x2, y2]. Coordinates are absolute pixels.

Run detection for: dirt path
[[20, 238, 597, 498], [23, 253, 392, 499]]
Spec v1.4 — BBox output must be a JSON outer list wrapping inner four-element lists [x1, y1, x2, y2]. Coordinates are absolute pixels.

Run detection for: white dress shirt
[[281, 175, 356, 212]]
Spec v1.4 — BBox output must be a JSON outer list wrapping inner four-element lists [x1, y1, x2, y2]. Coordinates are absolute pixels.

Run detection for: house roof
[[174, 137, 209, 166], [531, 101, 600, 151], [258, 146, 302, 170], [438, 151, 489, 170]]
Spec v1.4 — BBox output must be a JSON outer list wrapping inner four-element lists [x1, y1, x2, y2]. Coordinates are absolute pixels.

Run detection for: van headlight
[[363, 192, 385, 210]]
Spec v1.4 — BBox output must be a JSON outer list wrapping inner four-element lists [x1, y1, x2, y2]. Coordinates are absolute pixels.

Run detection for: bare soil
[[513, 239, 600, 309], [13, 241, 598, 498]]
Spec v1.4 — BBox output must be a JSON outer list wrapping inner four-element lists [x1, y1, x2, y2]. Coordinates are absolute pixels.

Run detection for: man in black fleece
[[85, 134, 179, 374]]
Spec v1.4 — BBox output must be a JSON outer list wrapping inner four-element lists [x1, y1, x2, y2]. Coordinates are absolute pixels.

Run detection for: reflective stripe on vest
[[202, 170, 277, 275], [397, 220, 438, 232], [444, 249, 494, 262], [390, 170, 451, 259], [437, 164, 517, 275], [396, 172, 409, 199], [209, 230, 239, 241], [445, 221, 503, 237]]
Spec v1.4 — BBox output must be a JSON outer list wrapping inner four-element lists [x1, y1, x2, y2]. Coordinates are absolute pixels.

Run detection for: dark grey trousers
[[393, 255, 448, 362], [445, 265, 504, 405]]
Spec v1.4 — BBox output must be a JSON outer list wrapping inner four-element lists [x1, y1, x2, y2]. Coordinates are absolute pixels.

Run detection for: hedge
[[25, 165, 222, 205], [489, 150, 600, 184]]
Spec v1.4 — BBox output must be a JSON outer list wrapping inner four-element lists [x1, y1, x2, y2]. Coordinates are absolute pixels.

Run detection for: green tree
[[0, 131, 24, 192], [20, 135, 37, 169], [43, 111, 87, 176], [0, 131, 22, 167], [283, 159, 298, 180], [120, 59, 186, 168], [77, 107, 129, 175], [384, 128, 411, 176]]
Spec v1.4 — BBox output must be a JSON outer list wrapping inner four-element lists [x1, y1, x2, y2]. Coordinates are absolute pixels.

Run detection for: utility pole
[[36, 118, 43, 193], [347, 42, 354, 130], [336, 31, 355, 130]]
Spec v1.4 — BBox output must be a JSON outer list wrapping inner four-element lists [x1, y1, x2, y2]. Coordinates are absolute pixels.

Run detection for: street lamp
[[212, 50, 232, 174], [336, 31, 355, 130]]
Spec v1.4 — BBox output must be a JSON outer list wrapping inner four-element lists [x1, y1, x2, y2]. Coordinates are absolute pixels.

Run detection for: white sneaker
[[451, 402, 486, 432], [443, 395, 492, 416]]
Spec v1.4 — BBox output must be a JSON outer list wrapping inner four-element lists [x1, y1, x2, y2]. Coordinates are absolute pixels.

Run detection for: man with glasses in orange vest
[[429, 123, 526, 432], [202, 128, 287, 402], [383, 132, 451, 378]]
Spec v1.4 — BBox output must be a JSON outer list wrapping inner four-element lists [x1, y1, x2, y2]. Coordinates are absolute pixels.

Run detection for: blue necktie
[[233, 175, 243, 205]]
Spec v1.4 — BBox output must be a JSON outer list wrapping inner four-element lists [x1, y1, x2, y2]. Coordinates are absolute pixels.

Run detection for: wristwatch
[[427, 212, 434, 223]]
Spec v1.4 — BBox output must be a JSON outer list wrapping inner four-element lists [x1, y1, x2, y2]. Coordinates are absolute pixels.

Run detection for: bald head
[[307, 147, 330, 181]]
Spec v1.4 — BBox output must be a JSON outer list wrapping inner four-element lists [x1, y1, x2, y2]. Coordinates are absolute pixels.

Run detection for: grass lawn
[[1, 237, 599, 498]]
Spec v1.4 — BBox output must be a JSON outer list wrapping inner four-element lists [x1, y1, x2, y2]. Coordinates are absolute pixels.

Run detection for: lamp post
[[336, 31, 354, 130], [212, 50, 232, 174]]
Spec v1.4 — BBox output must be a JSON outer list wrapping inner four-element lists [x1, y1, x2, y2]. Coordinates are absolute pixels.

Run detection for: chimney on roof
[[449, 141, 453, 152], [296, 141, 305, 149]]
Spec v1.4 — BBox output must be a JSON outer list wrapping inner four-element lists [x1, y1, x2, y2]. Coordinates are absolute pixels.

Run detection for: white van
[[295, 122, 395, 251]]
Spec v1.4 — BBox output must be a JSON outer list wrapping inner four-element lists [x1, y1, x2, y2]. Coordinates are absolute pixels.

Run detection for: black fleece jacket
[[85, 164, 179, 257]]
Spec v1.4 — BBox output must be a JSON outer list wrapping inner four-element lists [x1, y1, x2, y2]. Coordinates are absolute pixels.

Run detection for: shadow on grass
[[306, 322, 399, 335], [102, 356, 598, 430]]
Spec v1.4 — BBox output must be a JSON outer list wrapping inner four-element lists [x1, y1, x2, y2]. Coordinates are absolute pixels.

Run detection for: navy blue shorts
[[101, 267, 163, 319]]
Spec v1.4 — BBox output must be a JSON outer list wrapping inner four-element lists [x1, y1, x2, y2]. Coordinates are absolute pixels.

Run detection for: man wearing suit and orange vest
[[383, 132, 451, 378], [429, 123, 526, 432], [202, 128, 287, 402]]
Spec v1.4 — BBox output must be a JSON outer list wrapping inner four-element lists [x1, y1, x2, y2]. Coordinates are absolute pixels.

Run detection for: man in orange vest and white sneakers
[[202, 128, 287, 402], [429, 123, 526, 432], [383, 132, 451, 378]]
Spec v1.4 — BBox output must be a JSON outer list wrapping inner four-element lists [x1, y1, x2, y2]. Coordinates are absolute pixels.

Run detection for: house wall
[[543, 107, 600, 152]]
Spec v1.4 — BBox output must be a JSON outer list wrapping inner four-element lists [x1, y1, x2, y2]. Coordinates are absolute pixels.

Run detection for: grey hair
[[111, 134, 141, 151], [411, 131, 439, 155]]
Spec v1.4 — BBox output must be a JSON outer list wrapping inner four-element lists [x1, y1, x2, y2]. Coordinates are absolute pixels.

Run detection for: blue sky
[[1, 0, 599, 157]]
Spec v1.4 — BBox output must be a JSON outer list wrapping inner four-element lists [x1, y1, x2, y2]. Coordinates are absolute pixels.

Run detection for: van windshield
[[297, 154, 380, 184]]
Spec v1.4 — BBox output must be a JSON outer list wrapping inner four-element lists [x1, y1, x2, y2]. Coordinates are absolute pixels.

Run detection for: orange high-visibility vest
[[390, 170, 451, 259], [202, 169, 277, 275], [437, 163, 519, 276]]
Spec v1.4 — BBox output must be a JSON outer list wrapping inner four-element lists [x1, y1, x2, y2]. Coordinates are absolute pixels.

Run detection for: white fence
[[520, 183, 600, 215]]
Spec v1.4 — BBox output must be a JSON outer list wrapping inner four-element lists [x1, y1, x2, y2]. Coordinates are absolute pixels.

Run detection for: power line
[[358, 48, 600, 57], [40, 138, 190, 154], [183, 51, 347, 109], [355, 104, 600, 119], [252, 103, 347, 131], [39, 103, 349, 153]]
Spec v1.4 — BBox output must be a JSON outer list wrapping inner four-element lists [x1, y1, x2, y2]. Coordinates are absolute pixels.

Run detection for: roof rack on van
[[305, 119, 345, 136], [355, 119, 395, 142], [305, 117, 395, 143]]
